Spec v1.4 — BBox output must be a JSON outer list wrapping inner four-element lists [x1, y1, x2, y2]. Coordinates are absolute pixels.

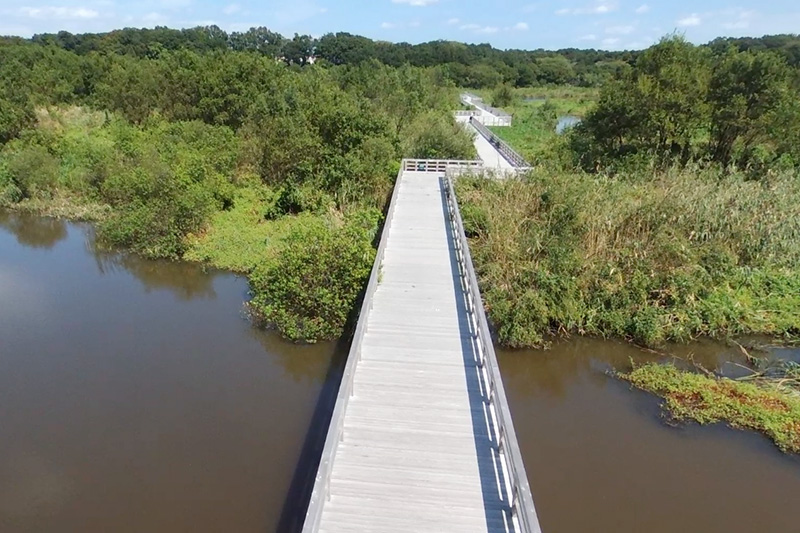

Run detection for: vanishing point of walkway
[[302, 160, 542, 533]]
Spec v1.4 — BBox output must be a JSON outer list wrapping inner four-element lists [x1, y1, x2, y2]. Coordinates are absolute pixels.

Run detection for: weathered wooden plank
[[315, 170, 514, 533]]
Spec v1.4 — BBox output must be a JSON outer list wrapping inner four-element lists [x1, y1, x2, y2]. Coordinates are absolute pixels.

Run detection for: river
[[2, 210, 799, 532], [0, 210, 341, 532]]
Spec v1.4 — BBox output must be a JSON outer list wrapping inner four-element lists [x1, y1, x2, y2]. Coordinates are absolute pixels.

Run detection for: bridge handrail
[[402, 159, 483, 173], [455, 110, 480, 117], [470, 118, 531, 168], [443, 174, 543, 533], [473, 100, 512, 118], [301, 163, 407, 533]]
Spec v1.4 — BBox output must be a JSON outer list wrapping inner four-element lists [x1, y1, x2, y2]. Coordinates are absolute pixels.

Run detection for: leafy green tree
[[536, 56, 576, 85], [709, 48, 794, 166], [282, 34, 314, 66], [491, 84, 514, 107]]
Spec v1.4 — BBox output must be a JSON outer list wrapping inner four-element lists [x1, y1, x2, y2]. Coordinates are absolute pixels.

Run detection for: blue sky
[[2, 0, 799, 50]]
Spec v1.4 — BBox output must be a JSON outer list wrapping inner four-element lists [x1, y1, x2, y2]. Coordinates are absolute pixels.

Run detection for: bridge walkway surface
[[471, 125, 515, 170], [303, 160, 541, 533]]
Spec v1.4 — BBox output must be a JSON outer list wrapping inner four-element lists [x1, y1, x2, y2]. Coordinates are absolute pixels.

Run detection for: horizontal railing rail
[[443, 174, 543, 533], [473, 100, 512, 118], [402, 159, 483, 173], [301, 162, 406, 533], [470, 117, 531, 168], [454, 110, 480, 117]]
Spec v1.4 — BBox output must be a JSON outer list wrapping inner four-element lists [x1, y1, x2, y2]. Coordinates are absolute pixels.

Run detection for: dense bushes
[[249, 210, 380, 341], [0, 38, 476, 342], [1, 109, 238, 257], [457, 169, 800, 348]]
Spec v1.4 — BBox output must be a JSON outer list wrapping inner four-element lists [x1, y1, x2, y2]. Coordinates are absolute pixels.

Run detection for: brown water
[[500, 339, 800, 533], [0, 211, 340, 532], [3, 210, 800, 533]]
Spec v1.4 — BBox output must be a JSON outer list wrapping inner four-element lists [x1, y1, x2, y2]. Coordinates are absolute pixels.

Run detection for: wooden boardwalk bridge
[[302, 159, 542, 533]]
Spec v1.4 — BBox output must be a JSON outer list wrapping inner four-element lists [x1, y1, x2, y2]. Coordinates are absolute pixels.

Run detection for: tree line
[[571, 36, 800, 174]]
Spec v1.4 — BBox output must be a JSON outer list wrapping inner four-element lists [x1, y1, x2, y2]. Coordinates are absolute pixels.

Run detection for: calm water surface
[[0, 211, 339, 532], [3, 210, 800, 532], [500, 339, 800, 533], [556, 115, 582, 134]]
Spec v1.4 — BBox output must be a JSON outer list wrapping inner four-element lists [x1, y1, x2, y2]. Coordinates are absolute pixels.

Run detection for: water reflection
[[249, 326, 334, 384], [92, 248, 220, 301], [0, 210, 67, 249], [0, 211, 337, 532]]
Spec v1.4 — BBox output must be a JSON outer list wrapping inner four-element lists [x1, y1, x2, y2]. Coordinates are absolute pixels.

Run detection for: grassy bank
[[621, 363, 800, 453], [1, 100, 472, 342], [478, 86, 598, 163], [456, 167, 800, 348]]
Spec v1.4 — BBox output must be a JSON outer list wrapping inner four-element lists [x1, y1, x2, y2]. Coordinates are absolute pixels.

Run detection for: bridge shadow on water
[[438, 177, 515, 533], [274, 332, 349, 533]]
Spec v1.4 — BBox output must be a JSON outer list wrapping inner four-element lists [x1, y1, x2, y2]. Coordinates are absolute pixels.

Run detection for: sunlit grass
[[621, 363, 800, 453]]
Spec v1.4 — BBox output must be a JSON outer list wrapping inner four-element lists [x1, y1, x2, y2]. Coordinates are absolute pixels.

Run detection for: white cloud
[[158, 0, 192, 9], [677, 13, 701, 27], [391, 0, 438, 6], [605, 24, 634, 35], [602, 37, 620, 46], [222, 3, 240, 15], [635, 4, 650, 14], [578, 33, 597, 41], [381, 21, 396, 29], [459, 22, 500, 34], [522, 3, 540, 13], [556, 1, 619, 16], [512, 22, 529, 31], [721, 8, 756, 30], [408, 20, 421, 27], [446, 17, 460, 25], [18, 6, 100, 19], [142, 11, 167, 23]]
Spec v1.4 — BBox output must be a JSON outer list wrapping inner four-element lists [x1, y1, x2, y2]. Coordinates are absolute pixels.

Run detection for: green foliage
[[457, 167, 800, 348], [402, 111, 476, 160], [249, 209, 381, 342], [491, 84, 514, 108], [572, 36, 800, 173], [621, 363, 800, 453], [485, 86, 597, 165], [709, 48, 796, 167]]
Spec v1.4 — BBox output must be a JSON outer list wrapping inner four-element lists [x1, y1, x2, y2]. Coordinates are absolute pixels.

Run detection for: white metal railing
[[455, 110, 480, 117], [443, 174, 543, 533], [402, 159, 483, 173], [470, 117, 531, 168], [473, 100, 512, 119]]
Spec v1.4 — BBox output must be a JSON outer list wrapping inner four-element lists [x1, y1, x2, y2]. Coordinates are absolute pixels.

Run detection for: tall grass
[[457, 167, 800, 347]]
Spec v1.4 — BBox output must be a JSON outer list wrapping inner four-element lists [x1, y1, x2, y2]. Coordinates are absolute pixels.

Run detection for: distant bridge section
[[460, 93, 513, 127]]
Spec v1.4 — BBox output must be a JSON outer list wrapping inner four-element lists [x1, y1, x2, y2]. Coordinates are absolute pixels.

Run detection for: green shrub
[[249, 209, 381, 342], [6, 144, 60, 199], [457, 167, 800, 348], [402, 111, 476, 160]]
